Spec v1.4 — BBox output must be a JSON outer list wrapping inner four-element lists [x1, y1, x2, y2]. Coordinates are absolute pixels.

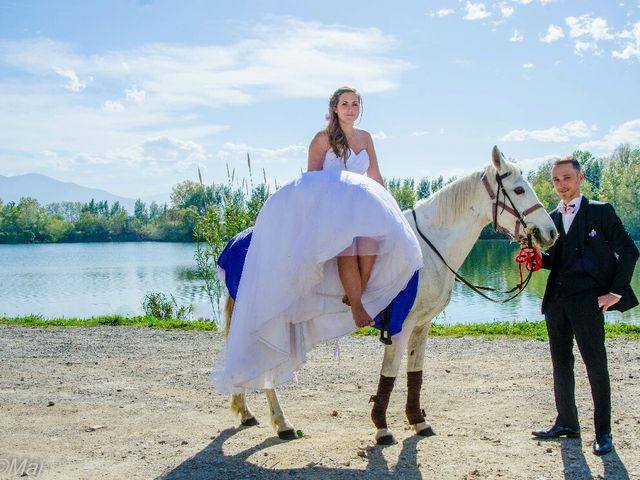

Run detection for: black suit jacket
[[541, 196, 639, 313]]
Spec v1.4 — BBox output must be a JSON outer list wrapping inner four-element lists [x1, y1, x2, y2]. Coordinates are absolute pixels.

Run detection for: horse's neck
[[411, 184, 489, 271]]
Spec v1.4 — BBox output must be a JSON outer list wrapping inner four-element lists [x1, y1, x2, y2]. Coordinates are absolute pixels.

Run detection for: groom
[[532, 156, 638, 456]]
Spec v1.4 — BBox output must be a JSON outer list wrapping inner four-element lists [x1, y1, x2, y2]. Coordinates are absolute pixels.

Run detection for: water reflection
[[0, 241, 638, 324], [440, 240, 640, 325]]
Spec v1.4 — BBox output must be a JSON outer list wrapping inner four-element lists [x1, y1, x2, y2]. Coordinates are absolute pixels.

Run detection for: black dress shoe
[[593, 434, 613, 456], [532, 425, 581, 439]]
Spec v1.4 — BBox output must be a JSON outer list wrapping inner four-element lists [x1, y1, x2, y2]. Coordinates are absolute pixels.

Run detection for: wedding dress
[[210, 148, 423, 393]]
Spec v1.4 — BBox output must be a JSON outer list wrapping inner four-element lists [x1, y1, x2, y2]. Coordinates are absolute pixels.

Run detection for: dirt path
[[1, 325, 639, 479]]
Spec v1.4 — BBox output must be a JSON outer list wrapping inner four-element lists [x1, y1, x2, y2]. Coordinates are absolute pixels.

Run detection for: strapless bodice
[[322, 148, 370, 174]]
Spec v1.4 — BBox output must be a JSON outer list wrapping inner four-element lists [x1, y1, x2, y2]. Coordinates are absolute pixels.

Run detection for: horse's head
[[483, 146, 557, 248]]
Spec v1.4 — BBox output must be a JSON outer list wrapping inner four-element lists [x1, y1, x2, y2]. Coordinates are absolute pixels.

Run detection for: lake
[[1, 241, 639, 325]]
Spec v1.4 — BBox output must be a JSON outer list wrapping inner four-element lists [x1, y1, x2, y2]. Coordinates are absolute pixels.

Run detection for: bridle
[[410, 169, 544, 304], [481, 171, 544, 241]]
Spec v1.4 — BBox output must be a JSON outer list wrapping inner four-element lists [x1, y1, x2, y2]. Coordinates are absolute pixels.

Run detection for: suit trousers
[[544, 290, 611, 436]]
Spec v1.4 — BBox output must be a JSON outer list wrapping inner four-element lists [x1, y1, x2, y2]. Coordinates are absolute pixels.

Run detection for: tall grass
[[192, 155, 270, 324]]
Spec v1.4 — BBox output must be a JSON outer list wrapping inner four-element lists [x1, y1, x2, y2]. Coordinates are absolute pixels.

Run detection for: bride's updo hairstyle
[[326, 86, 362, 162]]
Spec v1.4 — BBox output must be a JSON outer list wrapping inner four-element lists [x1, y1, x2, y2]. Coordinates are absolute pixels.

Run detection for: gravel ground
[[0, 325, 639, 479]]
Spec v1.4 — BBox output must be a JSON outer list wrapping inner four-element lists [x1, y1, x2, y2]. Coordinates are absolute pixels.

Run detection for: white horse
[[223, 146, 558, 444]]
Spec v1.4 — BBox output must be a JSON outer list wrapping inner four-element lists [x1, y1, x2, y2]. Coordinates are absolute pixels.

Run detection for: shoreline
[[1, 315, 639, 339]]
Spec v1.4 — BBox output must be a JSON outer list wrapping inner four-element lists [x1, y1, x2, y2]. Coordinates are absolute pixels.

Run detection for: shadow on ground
[[159, 427, 425, 480], [557, 436, 629, 480]]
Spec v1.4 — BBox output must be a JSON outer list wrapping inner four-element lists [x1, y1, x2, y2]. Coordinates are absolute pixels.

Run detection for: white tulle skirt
[[210, 169, 423, 394]]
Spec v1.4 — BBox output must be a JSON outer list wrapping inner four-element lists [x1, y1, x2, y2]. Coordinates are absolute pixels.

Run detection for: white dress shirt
[[558, 195, 582, 233]]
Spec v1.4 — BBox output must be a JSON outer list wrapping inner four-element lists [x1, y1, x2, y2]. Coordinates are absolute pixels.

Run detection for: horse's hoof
[[376, 434, 396, 445], [417, 426, 436, 437], [278, 429, 297, 440], [241, 416, 259, 427]]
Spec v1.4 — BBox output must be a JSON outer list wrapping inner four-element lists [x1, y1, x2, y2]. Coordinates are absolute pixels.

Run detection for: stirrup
[[378, 304, 393, 345], [379, 328, 392, 345]]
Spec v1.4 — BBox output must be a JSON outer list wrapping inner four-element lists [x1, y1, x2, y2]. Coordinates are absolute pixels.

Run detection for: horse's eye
[[514, 186, 525, 195]]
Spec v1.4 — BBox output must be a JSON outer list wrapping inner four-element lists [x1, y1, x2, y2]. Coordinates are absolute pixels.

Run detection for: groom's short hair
[[553, 155, 581, 172]]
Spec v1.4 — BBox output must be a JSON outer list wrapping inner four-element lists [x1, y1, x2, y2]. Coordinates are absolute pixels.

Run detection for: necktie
[[559, 203, 575, 215]]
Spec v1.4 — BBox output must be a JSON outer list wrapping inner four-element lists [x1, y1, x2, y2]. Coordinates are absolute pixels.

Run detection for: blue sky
[[1, 0, 639, 200]]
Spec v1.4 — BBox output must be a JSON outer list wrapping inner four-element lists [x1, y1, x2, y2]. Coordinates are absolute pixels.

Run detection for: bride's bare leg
[[342, 254, 376, 306], [337, 256, 374, 328], [358, 254, 376, 291]]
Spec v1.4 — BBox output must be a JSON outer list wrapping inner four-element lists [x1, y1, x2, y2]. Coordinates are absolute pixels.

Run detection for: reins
[[411, 171, 543, 304]]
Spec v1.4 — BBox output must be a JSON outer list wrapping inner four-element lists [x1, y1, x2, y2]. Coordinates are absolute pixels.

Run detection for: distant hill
[[0, 173, 146, 212]]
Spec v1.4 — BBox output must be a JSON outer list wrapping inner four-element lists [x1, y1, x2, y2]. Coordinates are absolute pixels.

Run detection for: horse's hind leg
[[230, 393, 259, 426], [264, 388, 297, 440], [406, 322, 435, 437]]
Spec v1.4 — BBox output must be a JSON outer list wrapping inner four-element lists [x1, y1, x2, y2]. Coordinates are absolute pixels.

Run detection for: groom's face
[[551, 163, 584, 203]]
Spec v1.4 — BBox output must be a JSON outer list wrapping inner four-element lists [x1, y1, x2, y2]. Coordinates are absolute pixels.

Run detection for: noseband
[[481, 171, 543, 241]]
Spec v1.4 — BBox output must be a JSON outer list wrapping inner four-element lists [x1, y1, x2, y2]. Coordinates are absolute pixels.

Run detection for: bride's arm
[[364, 132, 384, 186], [307, 131, 329, 172]]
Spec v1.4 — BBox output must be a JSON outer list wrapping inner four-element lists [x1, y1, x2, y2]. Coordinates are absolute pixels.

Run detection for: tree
[[134, 199, 148, 220], [417, 178, 431, 200], [600, 144, 640, 237], [386, 178, 417, 210]]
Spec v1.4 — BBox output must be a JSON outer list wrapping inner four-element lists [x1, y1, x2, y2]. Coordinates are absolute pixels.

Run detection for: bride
[[210, 86, 423, 394]]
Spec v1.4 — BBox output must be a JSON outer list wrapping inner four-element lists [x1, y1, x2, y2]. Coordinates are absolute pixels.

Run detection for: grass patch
[[353, 320, 640, 340], [1, 316, 638, 339], [0, 314, 218, 331]]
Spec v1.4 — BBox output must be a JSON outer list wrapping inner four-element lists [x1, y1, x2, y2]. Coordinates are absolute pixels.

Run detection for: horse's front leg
[[230, 393, 259, 426], [406, 321, 436, 437], [370, 329, 410, 445], [264, 388, 297, 440]]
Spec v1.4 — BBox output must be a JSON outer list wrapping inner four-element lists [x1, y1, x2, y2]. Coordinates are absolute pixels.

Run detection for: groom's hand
[[598, 293, 621, 313]]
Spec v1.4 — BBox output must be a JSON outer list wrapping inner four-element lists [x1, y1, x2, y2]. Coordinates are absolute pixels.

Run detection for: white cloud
[[512, 0, 533, 4], [539, 24, 565, 43], [510, 30, 524, 42], [53, 67, 87, 92], [566, 15, 614, 41], [522, 63, 535, 69], [217, 142, 306, 164], [574, 40, 601, 56], [0, 19, 410, 110], [501, 120, 595, 142], [518, 154, 558, 172], [612, 21, 640, 59], [463, 2, 492, 20], [371, 131, 391, 140], [103, 100, 125, 112], [577, 119, 640, 151], [132, 136, 207, 168], [501, 6, 514, 18], [432, 8, 455, 17], [125, 85, 146, 104], [410, 131, 429, 137]]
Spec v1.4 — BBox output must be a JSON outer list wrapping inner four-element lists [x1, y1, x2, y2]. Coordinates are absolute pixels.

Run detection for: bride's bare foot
[[351, 303, 374, 328], [342, 294, 351, 306]]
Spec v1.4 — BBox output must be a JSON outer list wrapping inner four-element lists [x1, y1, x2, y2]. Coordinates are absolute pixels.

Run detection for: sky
[[1, 0, 639, 201]]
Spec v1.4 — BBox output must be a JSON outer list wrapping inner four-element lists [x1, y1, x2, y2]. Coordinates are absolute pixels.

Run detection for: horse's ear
[[492, 145, 506, 172]]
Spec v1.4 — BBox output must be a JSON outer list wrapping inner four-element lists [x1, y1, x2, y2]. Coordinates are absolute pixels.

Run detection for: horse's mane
[[415, 160, 521, 227]]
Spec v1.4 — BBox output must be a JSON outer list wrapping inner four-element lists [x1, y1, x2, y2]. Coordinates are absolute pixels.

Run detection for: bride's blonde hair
[[325, 86, 362, 162]]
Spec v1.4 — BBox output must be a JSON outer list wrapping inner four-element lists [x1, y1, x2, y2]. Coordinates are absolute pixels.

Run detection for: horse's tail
[[224, 296, 235, 337]]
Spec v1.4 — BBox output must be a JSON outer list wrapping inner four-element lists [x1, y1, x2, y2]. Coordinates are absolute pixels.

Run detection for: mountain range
[[0, 173, 170, 213]]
